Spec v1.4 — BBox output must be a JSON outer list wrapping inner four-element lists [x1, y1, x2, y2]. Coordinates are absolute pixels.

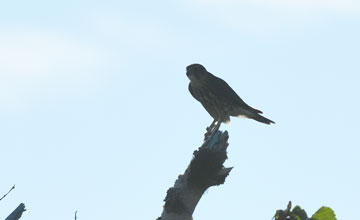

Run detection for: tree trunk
[[6, 203, 26, 220], [158, 129, 232, 220]]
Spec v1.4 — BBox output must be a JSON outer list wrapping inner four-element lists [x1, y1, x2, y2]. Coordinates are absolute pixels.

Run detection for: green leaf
[[291, 205, 308, 220], [311, 207, 336, 220], [290, 215, 301, 220]]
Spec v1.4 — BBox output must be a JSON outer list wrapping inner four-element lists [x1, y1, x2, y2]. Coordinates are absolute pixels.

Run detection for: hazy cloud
[[0, 28, 105, 109], [182, 0, 360, 36], [189, 0, 360, 12]]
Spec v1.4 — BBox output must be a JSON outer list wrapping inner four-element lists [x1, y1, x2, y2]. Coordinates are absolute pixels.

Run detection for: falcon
[[186, 64, 275, 130]]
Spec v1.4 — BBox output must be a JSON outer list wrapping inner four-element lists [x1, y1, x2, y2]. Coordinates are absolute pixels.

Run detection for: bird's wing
[[207, 75, 263, 114], [188, 83, 201, 102], [189, 82, 218, 119]]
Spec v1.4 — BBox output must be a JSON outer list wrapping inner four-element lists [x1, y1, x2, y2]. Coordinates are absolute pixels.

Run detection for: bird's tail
[[250, 114, 275, 125]]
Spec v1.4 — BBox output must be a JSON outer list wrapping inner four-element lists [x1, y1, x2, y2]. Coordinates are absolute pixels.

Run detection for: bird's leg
[[213, 121, 221, 133], [204, 121, 222, 141], [205, 120, 218, 140], [206, 119, 217, 132]]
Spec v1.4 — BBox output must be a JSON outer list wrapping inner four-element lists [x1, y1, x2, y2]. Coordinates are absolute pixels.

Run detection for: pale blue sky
[[1, 1, 359, 219]]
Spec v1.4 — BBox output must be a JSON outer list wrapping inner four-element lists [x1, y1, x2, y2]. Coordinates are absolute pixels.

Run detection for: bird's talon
[[204, 130, 212, 140]]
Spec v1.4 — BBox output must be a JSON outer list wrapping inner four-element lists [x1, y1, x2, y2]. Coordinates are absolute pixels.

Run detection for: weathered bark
[[158, 129, 232, 220], [5, 203, 26, 220]]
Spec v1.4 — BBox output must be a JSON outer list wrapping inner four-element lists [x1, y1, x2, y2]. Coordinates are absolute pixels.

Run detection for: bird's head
[[186, 63, 209, 82]]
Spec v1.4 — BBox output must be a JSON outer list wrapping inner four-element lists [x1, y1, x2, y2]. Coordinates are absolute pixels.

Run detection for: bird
[[186, 63, 274, 131]]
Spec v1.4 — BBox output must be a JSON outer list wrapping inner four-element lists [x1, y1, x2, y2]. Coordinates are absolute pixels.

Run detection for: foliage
[[274, 201, 336, 220]]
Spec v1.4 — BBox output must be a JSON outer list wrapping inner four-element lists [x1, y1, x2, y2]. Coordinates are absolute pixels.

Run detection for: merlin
[[187, 64, 275, 131]]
